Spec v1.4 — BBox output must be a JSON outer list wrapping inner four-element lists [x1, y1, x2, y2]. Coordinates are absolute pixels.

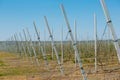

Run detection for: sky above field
[[0, 0, 120, 41]]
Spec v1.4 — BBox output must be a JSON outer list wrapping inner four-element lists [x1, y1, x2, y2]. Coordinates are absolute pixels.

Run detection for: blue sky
[[0, 0, 120, 41]]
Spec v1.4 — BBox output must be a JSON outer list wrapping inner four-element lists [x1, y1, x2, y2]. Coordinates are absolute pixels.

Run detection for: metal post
[[100, 0, 120, 62], [33, 21, 49, 70], [10, 36, 15, 53], [52, 27, 54, 60], [44, 28, 46, 61], [44, 16, 64, 75], [74, 19, 77, 67], [14, 34, 22, 57], [19, 33, 28, 60], [61, 26, 64, 64], [60, 4, 87, 80], [26, 28, 40, 66], [23, 29, 34, 64], [94, 13, 97, 72]]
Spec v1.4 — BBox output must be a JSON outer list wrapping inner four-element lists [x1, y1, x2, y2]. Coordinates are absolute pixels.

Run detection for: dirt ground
[[0, 51, 120, 80]]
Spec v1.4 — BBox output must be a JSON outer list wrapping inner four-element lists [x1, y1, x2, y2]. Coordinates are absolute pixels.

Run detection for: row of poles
[[1, 0, 120, 80]]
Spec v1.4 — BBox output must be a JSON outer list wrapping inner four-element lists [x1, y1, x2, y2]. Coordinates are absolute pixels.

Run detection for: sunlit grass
[[0, 51, 46, 77]]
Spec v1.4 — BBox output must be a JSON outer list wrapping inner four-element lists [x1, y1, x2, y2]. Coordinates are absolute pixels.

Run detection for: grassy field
[[0, 50, 120, 80]]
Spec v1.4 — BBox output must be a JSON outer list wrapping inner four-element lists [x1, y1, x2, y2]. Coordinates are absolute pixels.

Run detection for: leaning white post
[[60, 4, 87, 80], [100, 0, 120, 62], [94, 13, 97, 72], [26, 28, 40, 66], [74, 19, 77, 67], [61, 26, 64, 64], [44, 16, 64, 75], [33, 22, 49, 70]]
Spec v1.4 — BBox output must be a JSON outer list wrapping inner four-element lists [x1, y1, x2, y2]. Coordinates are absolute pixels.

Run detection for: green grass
[[0, 60, 5, 66], [0, 51, 43, 77]]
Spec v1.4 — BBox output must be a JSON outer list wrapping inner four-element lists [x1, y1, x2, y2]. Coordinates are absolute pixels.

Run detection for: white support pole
[[13, 35, 19, 53], [10, 38, 13, 52], [94, 13, 97, 72], [33, 21, 49, 70], [26, 28, 40, 66], [12, 36, 16, 53], [61, 26, 64, 64], [52, 27, 54, 60], [19, 33, 28, 59], [44, 16, 64, 75], [14, 34, 22, 56], [23, 29, 34, 64], [74, 19, 77, 67], [60, 4, 87, 80], [44, 28, 46, 59], [100, 0, 120, 62], [87, 32, 89, 52]]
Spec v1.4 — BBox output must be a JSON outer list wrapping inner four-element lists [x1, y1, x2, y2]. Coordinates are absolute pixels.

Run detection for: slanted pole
[[23, 29, 34, 64], [74, 19, 77, 67], [11, 36, 17, 53], [26, 28, 40, 66], [44, 16, 64, 75], [10, 35, 15, 53], [14, 34, 19, 53], [14, 34, 22, 57], [51, 27, 54, 60], [11, 37, 14, 53], [61, 26, 64, 64], [19, 33, 28, 60], [44, 28, 46, 60], [100, 0, 120, 62], [60, 4, 87, 80], [33, 21, 49, 70], [94, 13, 97, 72]]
